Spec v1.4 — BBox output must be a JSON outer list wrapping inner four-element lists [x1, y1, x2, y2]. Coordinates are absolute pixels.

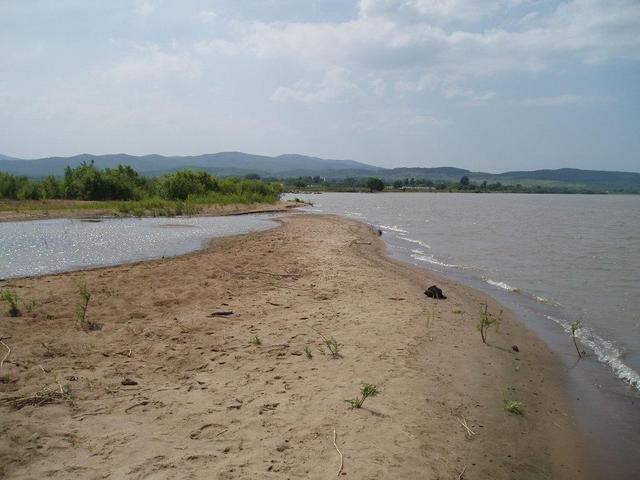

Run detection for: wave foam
[[545, 315, 640, 390], [411, 253, 459, 268], [377, 224, 409, 234], [398, 236, 431, 249], [486, 279, 520, 292]]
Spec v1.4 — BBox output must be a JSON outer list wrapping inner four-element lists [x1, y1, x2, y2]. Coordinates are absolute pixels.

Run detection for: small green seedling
[[76, 281, 98, 330], [570, 319, 583, 358], [250, 335, 262, 346], [478, 303, 501, 344], [503, 389, 524, 415], [304, 346, 313, 359], [25, 299, 38, 313], [1, 290, 20, 317], [345, 383, 379, 409]]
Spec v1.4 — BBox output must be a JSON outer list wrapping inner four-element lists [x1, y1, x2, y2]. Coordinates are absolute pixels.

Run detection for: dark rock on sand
[[424, 285, 447, 299]]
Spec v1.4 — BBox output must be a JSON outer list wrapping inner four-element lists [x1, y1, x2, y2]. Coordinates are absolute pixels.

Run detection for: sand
[[0, 200, 301, 223], [0, 214, 593, 479]]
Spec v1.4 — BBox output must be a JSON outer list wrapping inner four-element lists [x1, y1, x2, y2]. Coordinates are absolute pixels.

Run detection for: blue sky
[[1, 0, 638, 172]]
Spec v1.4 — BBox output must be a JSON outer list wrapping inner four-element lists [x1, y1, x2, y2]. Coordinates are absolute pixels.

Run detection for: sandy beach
[[0, 214, 593, 479]]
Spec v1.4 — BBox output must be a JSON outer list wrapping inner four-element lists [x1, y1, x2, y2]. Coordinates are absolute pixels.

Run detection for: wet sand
[[0, 214, 593, 479]]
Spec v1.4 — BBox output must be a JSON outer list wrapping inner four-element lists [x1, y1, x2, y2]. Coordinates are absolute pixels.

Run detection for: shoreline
[[0, 214, 600, 478], [0, 200, 302, 223]]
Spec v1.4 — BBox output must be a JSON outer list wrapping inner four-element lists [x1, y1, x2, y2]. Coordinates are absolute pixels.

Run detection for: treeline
[[0, 162, 283, 203], [282, 174, 626, 194]]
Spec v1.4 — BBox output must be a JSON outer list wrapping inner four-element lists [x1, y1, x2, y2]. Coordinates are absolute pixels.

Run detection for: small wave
[[486, 279, 521, 293], [377, 225, 409, 234], [545, 315, 640, 390], [411, 253, 459, 268], [345, 211, 363, 217], [398, 236, 431, 249], [411, 249, 425, 255]]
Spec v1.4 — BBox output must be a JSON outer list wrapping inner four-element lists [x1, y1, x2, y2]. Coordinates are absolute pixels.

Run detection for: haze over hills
[[1, 152, 639, 191]]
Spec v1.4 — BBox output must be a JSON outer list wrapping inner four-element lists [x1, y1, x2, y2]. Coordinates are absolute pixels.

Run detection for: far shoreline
[[0, 199, 304, 223]]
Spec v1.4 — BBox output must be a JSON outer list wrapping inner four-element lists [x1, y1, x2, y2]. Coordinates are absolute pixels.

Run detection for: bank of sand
[[0, 200, 300, 223], [0, 214, 593, 479]]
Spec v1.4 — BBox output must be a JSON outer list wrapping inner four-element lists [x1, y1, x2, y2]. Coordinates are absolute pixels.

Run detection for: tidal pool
[[0, 215, 280, 279]]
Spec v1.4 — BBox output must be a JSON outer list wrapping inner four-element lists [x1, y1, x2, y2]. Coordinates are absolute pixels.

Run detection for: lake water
[[0, 215, 279, 279], [286, 192, 640, 391]]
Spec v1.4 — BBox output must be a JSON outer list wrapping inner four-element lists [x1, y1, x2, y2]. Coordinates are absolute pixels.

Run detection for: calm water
[[0, 215, 279, 279], [286, 192, 640, 390]]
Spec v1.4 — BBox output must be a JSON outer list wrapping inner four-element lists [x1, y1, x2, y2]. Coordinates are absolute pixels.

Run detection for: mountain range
[[1, 152, 639, 191]]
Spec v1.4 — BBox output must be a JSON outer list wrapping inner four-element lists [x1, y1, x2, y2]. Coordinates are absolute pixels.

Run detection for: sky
[[0, 0, 639, 173]]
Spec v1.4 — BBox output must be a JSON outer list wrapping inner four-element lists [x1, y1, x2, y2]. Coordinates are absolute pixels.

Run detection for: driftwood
[[208, 311, 234, 317], [333, 429, 344, 477]]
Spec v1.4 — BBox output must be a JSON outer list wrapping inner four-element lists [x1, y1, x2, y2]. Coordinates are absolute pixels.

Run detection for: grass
[[0, 290, 20, 317], [571, 319, 584, 358], [0, 192, 281, 217], [75, 280, 99, 331], [320, 335, 341, 359], [345, 383, 379, 409], [478, 302, 501, 344], [24, 299, 38, 313], [502, 387, 524, 415], [304, 346, 313, 359], [250, 335, 262, 346]]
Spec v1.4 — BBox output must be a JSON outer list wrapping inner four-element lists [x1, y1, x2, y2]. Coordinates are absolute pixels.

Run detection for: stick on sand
[[333, 428, 343, 477]]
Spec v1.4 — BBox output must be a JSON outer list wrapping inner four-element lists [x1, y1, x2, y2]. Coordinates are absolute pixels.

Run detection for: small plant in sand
[[1, 289, 20, 317], [478, 302, 501, 344], [319, 334, 341, 359], [346, 383, 379, 409], [75, 281, 99, 331], [304, 346, 313, 359], [250, 335, 262, 346], [503, 388, 524, 415], [570, 319, 584, 358], [24, 298, 38, 313]]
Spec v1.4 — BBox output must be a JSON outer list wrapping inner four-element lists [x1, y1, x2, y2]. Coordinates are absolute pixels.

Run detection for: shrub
[[478, 303, 501, 344], [0, 290, 20, 316], [345, 383, 379, 409]]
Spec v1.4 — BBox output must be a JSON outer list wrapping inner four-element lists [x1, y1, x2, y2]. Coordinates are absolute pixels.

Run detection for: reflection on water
[[0, 215, 279, 279]]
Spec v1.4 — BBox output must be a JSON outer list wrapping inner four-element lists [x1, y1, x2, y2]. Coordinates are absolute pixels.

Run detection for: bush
[[158, 170, 218, 200], [366, 177, 385, 192]]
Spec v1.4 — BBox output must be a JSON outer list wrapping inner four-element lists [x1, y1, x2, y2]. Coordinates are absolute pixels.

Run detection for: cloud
[[513, 94, 611, 107], [102, 44, 202, 82], [135, 1, 155, 17], [354, 107, 450, 132], [193, 10, 217, 23], [202, 0, 640, 78], [271, 68, 362, 104], [359, 0, 535, 24]]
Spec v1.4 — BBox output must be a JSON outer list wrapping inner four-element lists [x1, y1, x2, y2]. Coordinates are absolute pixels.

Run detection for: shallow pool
[[0, 215, 280, 279]]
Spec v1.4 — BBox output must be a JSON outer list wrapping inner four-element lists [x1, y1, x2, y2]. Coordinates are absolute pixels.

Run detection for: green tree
[[393, 180, 403, 189], [159, 170, 218, 200], [460, 175, 470, 187], [366, 177, 385, 192]]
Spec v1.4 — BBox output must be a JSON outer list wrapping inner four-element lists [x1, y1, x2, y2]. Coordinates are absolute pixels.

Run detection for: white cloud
[[271, 68, 362, 104], [202, 0, 640, 79], [354, 107, 450, 132], [193, 10, 217, 23], [513, 94, 611, 107], [135, 1, 155, 17], [102, 44, 202, 82]]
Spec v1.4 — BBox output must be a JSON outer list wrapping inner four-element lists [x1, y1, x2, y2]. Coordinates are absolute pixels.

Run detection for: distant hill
[[0, 152, 381, 178], [1, 152, 639, 192]]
